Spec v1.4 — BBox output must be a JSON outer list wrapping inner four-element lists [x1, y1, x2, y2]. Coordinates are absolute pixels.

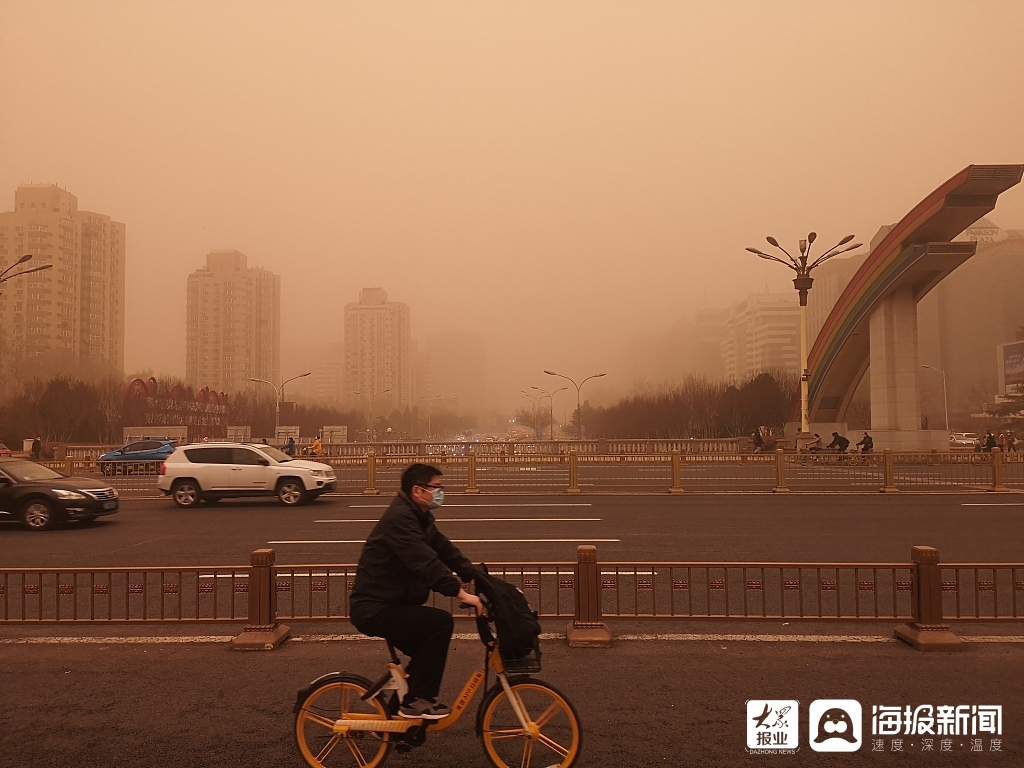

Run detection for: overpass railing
[[1, 546, 1018, 652], [33, 448, 1022, 495]]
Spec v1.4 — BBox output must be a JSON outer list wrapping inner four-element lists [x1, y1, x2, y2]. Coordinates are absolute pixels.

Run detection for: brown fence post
[[990, 448, 1008, 492], [772, 448, 790, 493], [567, 545, 612, 647], [894, 546, 963, 652], [363, 450, 379, 495], [465, 449, 480, 494], [880, 449, 900, 493], [669, 449, 684, 494], [229, 549, 291, 651], [64, 457, 75, 478], [567, 450, 581, 495]]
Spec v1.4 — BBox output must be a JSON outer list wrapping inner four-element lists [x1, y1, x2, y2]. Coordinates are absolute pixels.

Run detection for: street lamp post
[[249, 372, 312, 439], [521, 391, 542, 439], [354, 388, 391, 442], [921, 364, 949, 434], [0, 254, 53, 293], [543, 371, 606, 440], [744, 233, 862, 439], [420, 394, 441, 439], [532, 385, 567, 440]]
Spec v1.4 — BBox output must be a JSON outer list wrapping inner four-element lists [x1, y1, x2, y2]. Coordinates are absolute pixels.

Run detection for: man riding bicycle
[[349, 463, 484, 720]]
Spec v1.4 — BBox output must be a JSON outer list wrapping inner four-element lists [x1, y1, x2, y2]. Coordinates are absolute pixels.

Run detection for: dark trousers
[[353, 604, 454, 702]]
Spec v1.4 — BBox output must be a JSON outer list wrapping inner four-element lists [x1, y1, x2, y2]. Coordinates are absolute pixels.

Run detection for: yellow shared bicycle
[[294, 608, 582, 768]]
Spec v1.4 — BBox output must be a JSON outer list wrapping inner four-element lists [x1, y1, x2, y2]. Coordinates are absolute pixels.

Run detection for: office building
[[721, 292, 800, 382], [0, 184, 125, 372], [344, 287, 412, 408], [185, 250, 280, 394]]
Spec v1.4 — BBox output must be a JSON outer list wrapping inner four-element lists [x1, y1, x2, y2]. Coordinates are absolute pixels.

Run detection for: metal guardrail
[[30, 449, 1024, 495], [0, 566, 250, 623], [2, 546, 1020, 654]]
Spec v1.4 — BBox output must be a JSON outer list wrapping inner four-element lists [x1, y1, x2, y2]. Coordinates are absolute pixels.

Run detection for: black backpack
[[474, 564, 541, 660]]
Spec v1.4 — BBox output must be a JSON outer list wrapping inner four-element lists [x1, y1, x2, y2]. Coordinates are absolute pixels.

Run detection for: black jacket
[[349, 492, 476, 622]]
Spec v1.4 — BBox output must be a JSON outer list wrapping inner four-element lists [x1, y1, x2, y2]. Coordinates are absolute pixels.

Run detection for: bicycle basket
[[500, 637, 542, 674]]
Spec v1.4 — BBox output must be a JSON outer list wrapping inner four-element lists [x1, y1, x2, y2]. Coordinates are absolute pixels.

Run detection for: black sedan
[[0, 458, 119, 531]]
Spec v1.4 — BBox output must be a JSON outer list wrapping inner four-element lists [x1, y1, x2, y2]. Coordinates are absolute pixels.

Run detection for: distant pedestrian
[[1008, 432, 1018, 453], [30, 436, 41, 460], [856, 431, 874, 454], [311, 436, 323, 457], [751, 429, 765, 454], [983, 431, 997, 452], [997, 432, 1007, 452], [808, 433, 823, 453], [283, 437, 296, 456]]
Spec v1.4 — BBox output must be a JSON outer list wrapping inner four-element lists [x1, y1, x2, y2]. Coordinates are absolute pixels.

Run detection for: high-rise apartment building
[[0, 185, 125, 371], [344, 288, 412, 407], [185, 250, 280, 394], [721, 292, 800, 382]]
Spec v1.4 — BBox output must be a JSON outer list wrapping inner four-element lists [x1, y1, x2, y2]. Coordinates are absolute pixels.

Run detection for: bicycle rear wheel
[[295, 674, 392, 768], [480, 677, 582, 768]]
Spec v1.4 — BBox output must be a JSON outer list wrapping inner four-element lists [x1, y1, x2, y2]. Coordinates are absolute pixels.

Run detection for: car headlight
[[311, 469, 335, 478], [53, 489, 87, 500]]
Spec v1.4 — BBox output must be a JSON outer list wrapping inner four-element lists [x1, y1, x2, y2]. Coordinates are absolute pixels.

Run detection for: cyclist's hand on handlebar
[[457, 589, 484, 616]]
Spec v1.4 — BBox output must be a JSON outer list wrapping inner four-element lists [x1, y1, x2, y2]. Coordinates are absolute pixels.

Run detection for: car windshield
[[255, 445, 291, 462], [1, 460, 64, 482]]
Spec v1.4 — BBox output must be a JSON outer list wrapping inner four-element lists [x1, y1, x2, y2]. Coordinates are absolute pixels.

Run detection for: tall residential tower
[[344, 288, 412, 408], [0, 185, 125, 372], [185, 250, 280, 393]]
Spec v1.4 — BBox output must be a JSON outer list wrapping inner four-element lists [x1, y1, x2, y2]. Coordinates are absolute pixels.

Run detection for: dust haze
[[3, 1, 1023, 413]]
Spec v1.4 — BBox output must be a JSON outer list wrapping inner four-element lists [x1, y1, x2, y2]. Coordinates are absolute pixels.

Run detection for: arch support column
[[869, 285, 921, 433]]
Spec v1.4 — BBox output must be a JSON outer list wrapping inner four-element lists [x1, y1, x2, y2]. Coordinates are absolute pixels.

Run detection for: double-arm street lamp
[[921, 364, 949, 433], [532, 385, 567, 440], [745, 233, 861, 436], [249, 371, 311, 438], [543, 370, 606, 440], [0, 254, 53, 293], [354, 387, 391, 442]]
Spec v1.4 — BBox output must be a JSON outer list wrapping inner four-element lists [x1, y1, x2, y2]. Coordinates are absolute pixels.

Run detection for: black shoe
[[398, 698, 452, 720]]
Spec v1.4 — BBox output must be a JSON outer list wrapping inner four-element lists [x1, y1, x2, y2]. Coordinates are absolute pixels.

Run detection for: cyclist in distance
[[349, 463, 484, 720]]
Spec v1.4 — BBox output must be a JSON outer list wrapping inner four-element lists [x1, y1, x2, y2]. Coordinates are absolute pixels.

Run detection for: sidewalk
[[1, 632, 1020, 767]]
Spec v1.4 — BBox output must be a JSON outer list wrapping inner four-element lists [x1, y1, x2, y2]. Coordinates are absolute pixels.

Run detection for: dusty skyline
[[3, 1, 1023, 409]]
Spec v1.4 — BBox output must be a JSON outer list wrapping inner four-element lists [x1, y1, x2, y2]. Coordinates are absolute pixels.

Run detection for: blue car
[[97, 440, 178, 475]]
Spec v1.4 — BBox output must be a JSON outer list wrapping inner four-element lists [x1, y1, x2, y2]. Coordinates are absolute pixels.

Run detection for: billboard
[[997, 340, 1024, 394]]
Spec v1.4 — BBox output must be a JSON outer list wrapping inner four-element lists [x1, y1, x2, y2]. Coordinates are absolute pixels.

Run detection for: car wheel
[[171, 479, 202, 508], [277, 479, 306, 506], [99, 462, 114, 476], [22, 498, 61, 531]]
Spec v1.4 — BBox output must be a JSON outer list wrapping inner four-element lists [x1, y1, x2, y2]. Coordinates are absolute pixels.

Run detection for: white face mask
[[427, 487, 444, 509]]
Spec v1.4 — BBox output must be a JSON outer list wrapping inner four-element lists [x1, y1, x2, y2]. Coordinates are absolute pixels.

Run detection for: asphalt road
[[1, 636, 1020, 767], [2, 493, 1023, 569]]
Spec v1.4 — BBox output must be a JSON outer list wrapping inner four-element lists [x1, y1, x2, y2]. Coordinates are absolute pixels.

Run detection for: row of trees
[[583, 371, 800, 439], [0, 374, 484, 447]]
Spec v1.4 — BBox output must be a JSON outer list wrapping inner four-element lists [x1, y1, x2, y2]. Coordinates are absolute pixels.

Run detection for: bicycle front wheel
[[480, 677, 582, 768], [295, 674, 392, 768]]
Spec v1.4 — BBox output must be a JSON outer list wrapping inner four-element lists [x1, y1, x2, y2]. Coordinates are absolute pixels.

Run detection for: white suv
[[158, 443, 337, 507]]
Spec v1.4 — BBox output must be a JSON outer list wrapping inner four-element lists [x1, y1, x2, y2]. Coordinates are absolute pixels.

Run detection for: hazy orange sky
[[3, 2, 1023, 408]]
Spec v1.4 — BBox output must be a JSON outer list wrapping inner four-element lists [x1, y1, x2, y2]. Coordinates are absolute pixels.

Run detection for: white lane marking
[[268, 538, 622, 544], [962, 503, 1024, 506], [347, 503, 594, 508], [314, 517, 602, 523], [5, 634, 1023, 645], [200, 569, 651, 578]]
